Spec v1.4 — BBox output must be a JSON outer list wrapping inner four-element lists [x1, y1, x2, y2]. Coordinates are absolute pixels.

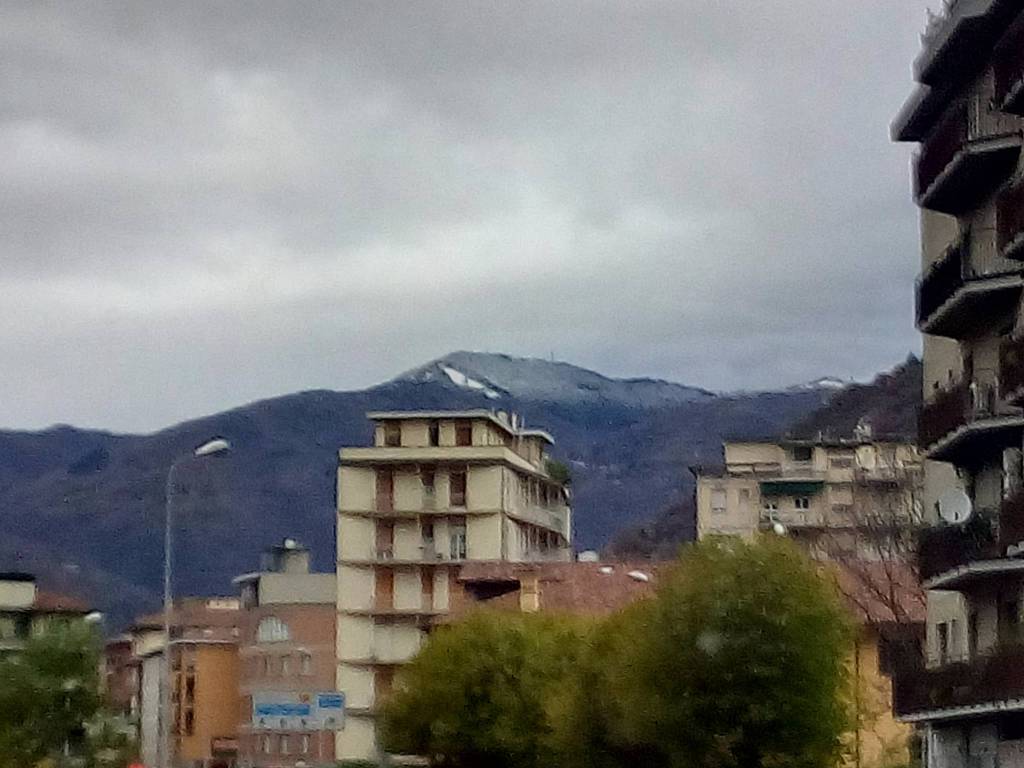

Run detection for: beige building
[[0, 572, 93, 655], [335, 410, 572, 762], [891, 2, 1024, 766], [695, 439, 922, 558], [235, 539, 337, 768]]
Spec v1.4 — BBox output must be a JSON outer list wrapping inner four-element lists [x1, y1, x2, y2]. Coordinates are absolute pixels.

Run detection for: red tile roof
[[32, 590, 91, 614], [457, 558, 925, 627]]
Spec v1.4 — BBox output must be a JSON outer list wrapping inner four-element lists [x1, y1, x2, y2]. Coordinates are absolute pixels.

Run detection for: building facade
[[235, 539, 337, 768], [335, 410, 572, 762], [892, 2, 1024, 766], [694, 439, 922, 558], [130, 597, 242, 768], [0, 572, 93, 655]]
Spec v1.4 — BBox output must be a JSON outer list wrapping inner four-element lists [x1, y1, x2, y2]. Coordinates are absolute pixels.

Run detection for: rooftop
[[366, 410, 554, 444]]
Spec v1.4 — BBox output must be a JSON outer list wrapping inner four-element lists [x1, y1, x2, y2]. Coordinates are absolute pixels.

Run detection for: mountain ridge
[[0, 351, 860, 626]]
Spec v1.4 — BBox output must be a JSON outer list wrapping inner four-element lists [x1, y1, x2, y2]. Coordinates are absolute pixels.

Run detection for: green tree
[[0, 621, 103, 768], [380, 611, 587, 768], [565, 536, 854, 768]]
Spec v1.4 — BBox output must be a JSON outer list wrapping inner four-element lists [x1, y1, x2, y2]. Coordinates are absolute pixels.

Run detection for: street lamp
[[159, 438, 232, 768]]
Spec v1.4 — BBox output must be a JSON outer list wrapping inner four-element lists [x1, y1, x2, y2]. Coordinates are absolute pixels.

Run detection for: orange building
[[130, 597, 241, 768]]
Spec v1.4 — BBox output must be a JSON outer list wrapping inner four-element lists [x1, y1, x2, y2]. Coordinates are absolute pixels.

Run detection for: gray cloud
[[0, 0, 927, 431]]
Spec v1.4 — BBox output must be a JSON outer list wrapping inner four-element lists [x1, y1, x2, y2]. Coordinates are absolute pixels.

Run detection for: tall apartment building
[[235, 538, 337, 768], [892, 2, 1024, 765], [335, 410, 572, 762], [694, 439, 922, 558]]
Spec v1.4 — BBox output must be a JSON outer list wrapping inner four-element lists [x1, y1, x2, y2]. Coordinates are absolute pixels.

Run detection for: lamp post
[[158, 438, 231, 768]]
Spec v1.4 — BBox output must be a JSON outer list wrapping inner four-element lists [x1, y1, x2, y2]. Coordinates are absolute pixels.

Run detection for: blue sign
[[317, 693, 344, 710]]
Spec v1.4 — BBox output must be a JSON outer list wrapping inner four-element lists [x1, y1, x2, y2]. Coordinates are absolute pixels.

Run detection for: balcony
[[918, 509, 998, 583], [914, 0, 997, 87], [997, 181, 1024, 260], [913, 98, 1021, 215], [915, 230, 1022, 338], [1001, 335, 1024, 404], [995, 28, 1024, 116], [918, 373, 1024, 462], [894, 643, 1024, 721]]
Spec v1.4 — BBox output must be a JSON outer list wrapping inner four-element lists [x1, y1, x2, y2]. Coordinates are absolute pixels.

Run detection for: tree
[[0, 621, 103, 768], [562, 536, 855, 768], [379, 611, 587, 768]]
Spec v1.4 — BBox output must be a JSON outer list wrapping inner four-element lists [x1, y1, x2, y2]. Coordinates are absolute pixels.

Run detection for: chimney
[[260, 539, 311, 574]]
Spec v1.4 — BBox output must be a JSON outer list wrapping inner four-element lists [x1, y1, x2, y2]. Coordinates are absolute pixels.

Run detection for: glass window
[[262, 736, 272, 754], [384, 423, 401, 447], [455, 421, 472, 446], [794, 497, 810, 510], [450, 470, 467, 507], [300, 653, 312, 675], [301, 734, 311, 754], [280, 735, 289, 755], [257, 617, 291, 643], [450, 518, 467, 560], [281, 655, 291, 676]]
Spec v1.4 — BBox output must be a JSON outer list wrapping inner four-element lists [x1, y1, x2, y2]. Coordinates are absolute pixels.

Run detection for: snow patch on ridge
[[440, 365, 502, 400]]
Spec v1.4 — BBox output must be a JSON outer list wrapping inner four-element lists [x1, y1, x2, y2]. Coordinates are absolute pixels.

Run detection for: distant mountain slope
[[0, 352, 836, 626], [787, 356, 921, 441]]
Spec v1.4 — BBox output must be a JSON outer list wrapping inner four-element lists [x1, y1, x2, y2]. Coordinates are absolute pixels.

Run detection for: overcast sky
[[2, 1, 928, 432]]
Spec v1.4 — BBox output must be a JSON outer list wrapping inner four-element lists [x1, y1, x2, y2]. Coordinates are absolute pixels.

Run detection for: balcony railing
[[916, 234, 968, 327], [913, 95, 1022, 214], [919, 370, 1022, 456], [918, 509, 998, 582], [893, 643, 1024, 718], [997, 182, 1024, 259], [999, 489, 1024, 551], [1000, 335, 1024, 404], [995, 28, 1024, 115]]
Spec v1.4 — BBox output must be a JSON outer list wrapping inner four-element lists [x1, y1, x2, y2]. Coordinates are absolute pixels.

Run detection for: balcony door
[[376, 470, 394, 513]]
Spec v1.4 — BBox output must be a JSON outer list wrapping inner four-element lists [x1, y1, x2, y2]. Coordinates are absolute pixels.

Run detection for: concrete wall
[[338, 465, 375, 512], [140, 654, 161, 768], [0, 580, 35, 609], [257, 573, 335, 605]]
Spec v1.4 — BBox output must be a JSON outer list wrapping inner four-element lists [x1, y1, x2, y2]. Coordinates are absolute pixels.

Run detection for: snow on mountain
[[396, 351, 716, 409]]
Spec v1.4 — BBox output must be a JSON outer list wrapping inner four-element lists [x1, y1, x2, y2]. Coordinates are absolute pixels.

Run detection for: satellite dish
[[938, 489, 973, 525]]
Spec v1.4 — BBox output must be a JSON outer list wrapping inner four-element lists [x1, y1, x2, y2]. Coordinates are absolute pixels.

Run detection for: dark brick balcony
[[919, 372, 1024, 462], [914, 98, 1021, 215], [915, 230, 1022, 338], [918, 509, 998, 583], [995, 26, 1024, 116], [894, 643, 1024, 720], [1001, 335, 1024, 405], [997, 181, 1024, 260]]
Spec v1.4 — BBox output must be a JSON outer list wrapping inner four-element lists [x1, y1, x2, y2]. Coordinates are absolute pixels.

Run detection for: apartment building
[[0, 572, 93, 655], [234, 539, 337, 768], [336, 410, 572, 762], [892, 2, 1024, 766], [694, 439, 922, 558], [131, 597, 241, 768]]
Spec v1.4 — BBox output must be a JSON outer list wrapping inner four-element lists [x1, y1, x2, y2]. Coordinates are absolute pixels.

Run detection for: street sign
[[315, 692, 345, 730], [252, 691, 345, 731]]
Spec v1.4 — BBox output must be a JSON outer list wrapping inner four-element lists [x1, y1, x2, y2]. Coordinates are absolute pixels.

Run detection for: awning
[[760, 480, 825, 496]]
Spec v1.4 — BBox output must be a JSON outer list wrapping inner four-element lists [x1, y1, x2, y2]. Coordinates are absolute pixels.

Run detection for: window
[[937, 622, 949, 665], [450, 470, 467, 507], [262, 736, 272, 754], [184, 709, 194, 736], [384, 423, 401, 447], [791, 446, 813, 462], [301, 734, 311, 754], [280, 735, 290, 755], [830, 456, 854, 469], [281, 655, 291, 676], [300, 653, 312, 675], [421, 468, 435, 493], [450, 518, 467, 560], [422, 522, 434, 542], [969, 609, 980, 658], [455, 420, 473, 446], [428, 421, 440, 447], [262, 656, 272, 676], [794, 497, 810, 510], [257, 617, 291, 644], [763, 501, 778, 513], [710, 489, 727, 515]]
